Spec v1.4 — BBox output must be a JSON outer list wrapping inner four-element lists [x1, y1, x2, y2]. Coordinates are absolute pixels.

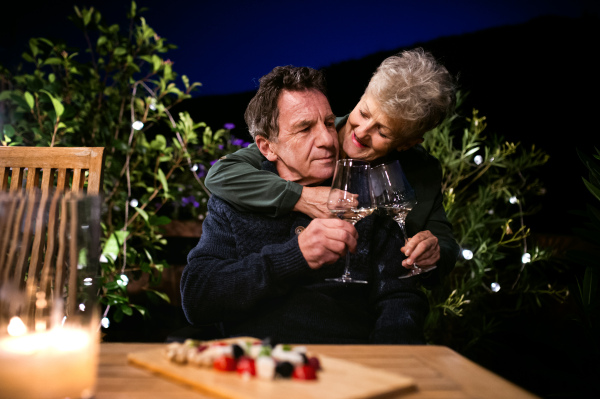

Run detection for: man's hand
[[298, 218, 358, 269], [292, 186, 332, 219], [401, 230, 440, 269]]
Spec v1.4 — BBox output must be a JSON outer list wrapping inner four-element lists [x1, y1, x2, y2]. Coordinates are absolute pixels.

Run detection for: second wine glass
[[370, 160, 436, 278], [326, 159, 375, 284]]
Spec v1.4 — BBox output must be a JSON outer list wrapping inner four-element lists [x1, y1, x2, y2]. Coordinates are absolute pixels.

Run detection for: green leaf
[[24, 92, 34, 110], [102, 230, 130, 262], [151, 54, 162, 72], [131, 304, 147, 318], [113, 308, 124, 323], [157, 168, 169, 193], [146, 289, 171, 304], [40, 90, 64, 118], [83, 8, 93, 26], [97, 36, 107, 46], [583, 177, 600, 202], [114, 47, 127, 56], [120, 304, 133, 316], [149, 215, 171, 226], [21, 52, 35, 63], [0, 90, 12, 101], [130, 0, 137, 17], [134, 206, 149, 222], [43, 58, 63, 66]]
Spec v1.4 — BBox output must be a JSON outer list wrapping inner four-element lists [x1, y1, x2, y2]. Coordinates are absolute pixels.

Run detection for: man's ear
[[396, 137, 424, 152], [255, 135, 278, 162]]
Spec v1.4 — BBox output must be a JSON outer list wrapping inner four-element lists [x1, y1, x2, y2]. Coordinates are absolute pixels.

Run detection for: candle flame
[[7, 317, 27, 337]]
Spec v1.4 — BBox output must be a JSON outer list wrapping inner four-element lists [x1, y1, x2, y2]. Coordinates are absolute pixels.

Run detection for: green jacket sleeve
[[204, 144, 303, 217]]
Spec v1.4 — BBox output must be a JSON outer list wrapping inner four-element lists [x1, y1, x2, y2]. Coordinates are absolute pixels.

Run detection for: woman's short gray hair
[[366, 48, 456, 139], [245, 65, 327, 141]]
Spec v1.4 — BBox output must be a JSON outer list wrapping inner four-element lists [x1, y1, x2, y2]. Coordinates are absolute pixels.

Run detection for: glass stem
[[397, 219, 408, 242], [342, 249, 351, 278]]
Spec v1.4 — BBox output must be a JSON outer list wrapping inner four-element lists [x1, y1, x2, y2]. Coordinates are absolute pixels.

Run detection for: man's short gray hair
[[245, 66, 328, 141], [366, 48, 456, 140]]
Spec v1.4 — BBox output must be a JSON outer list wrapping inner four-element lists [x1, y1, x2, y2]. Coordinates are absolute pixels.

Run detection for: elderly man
[[180, 66, 428, 344]]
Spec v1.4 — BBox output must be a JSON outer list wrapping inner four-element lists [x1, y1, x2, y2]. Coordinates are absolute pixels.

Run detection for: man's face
[[258, 89, 338, 186]]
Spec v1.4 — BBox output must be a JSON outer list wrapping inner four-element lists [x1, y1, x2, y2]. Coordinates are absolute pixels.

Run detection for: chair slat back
[[0, 148, 105, 327], [0, 147, 105, 194], [0, 191, 101, 327]]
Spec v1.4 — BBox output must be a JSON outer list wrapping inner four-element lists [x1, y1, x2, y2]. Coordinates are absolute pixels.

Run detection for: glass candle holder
[[0, 190, 102, 399]]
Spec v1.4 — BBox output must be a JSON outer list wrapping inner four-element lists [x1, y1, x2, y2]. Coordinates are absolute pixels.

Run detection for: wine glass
[[370, 160, 436, 278], [326, 159, 375, 284]]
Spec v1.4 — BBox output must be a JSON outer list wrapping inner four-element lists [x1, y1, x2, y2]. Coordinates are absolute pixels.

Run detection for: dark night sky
[[0, 0, 595, 96]]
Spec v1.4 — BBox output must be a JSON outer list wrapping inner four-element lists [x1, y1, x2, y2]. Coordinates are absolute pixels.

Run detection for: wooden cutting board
[[127, 342, 415, 399]]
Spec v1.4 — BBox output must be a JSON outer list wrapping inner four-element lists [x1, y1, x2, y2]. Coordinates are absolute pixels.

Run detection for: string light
[[521, 253, 531, 263], [132, 120, 144, 130], [474, 155, 483, 165], [79, 303, 86, 312], [491, 282, 501, 292], [101, 317, 110, 329], [117, 274, 129, 287], [191, 164, 199, 172], [509, 196, 518, 204], [462, 249, 473, 260], [129, 198, 139, 208]]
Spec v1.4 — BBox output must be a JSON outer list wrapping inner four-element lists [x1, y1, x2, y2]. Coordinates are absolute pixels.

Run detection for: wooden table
[[97, 343, 538, 399]]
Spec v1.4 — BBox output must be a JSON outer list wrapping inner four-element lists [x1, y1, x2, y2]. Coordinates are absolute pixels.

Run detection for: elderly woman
[[204, 48, 458, 281]]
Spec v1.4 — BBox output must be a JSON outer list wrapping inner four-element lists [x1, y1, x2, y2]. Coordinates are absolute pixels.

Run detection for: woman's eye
[[360, 110, 368, 118], [379, 131, 389, 139]]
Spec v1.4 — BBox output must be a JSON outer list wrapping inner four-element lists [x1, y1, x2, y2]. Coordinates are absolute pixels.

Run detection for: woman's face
[[340, 93, 419, 162]]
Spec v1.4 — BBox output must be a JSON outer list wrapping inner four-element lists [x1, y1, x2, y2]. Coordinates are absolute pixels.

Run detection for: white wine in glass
[[370, 160, 436, 279], [326, 159, 375, 284]]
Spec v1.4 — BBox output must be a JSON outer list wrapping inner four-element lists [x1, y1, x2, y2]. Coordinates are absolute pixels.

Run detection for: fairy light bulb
[[132, 121, 144, 130], [101, 317, 110, 329], [130, 199, 139, 208], [462, 249, 473, 260], [522, 253, 531, 263], [7, 317, 27, 336], [509, 196, 518, 204], [474, 155, 483, 165], [491, 282, 501, 292], [117, 274, 129, 287]]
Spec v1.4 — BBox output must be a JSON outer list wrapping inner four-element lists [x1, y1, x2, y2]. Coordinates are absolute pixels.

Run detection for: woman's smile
[[351, 131, 368, 148]]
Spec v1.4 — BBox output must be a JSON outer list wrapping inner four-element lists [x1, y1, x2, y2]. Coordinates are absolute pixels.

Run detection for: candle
[[0, 326, 99, 399]]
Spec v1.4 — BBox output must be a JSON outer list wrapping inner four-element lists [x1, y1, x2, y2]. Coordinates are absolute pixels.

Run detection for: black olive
[[231, 344, 245, 359], [275, 361, 294, 378], [300, 353, 309, 364]]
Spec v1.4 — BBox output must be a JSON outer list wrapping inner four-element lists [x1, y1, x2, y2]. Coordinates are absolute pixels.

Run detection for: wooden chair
[[0, 148, 104, 329], [0, 147, 105, 194]]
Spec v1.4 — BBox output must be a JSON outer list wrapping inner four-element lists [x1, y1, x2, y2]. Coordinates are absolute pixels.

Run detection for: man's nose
[[314, 123, 336, 147]]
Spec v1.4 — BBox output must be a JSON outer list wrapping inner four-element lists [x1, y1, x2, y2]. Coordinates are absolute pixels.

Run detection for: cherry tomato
[[236, 356, 256, 376], [292, 364, 317, 380], [213, 355, 236, 371]]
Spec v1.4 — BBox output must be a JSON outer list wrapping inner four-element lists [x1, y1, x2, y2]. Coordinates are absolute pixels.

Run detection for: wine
[[330, 207, 375, 225], [382, 205, 411, 223]]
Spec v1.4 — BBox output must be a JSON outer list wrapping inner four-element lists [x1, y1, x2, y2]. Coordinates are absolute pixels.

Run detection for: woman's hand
[[292, 186, 333, 219], [401, 230, 440, 269]]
